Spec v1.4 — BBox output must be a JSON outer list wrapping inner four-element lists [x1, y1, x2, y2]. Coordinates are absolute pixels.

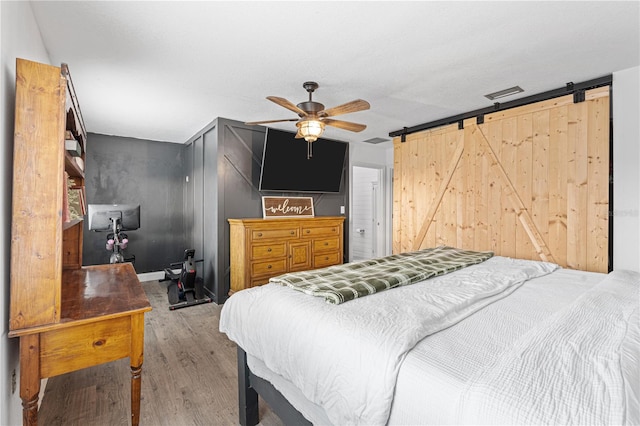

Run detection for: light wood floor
[[38, 280, 285, 426]]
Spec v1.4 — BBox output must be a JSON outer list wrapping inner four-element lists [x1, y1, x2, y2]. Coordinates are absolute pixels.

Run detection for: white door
[[351, 166, 385, 261]]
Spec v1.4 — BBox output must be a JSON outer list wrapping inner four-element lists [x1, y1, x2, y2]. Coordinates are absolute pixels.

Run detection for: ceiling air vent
[[484, 86, 524, 100], [362, 137, 389, 144]]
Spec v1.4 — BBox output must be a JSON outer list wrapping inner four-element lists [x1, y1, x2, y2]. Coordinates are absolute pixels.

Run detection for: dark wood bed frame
[[237, 346, 312, 426]]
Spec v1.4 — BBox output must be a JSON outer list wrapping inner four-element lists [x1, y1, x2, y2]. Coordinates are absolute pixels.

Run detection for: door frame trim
[[349, 163, 390, 261]]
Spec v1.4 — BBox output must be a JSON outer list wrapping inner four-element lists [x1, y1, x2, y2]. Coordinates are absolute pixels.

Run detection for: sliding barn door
[[393, 86, 610, 272]]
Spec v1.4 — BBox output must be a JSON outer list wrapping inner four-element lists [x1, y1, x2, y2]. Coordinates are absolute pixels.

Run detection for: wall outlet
[[11, 369, 16, 394], [340, 205, 345, 214]]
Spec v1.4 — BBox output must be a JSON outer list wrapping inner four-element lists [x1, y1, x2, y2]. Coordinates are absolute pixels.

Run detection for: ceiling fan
[[246, 81, 370, 158]]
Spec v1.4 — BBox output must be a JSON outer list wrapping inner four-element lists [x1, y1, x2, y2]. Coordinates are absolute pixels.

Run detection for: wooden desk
[[8, 263, 152, 426]]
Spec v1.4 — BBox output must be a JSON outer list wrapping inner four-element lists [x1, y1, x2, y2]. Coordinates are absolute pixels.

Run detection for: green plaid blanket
[[270, 246, 494, 304]]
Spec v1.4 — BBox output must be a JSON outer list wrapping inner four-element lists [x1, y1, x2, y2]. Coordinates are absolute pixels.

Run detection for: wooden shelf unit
[[9, 58, 151, 426], [9, 59, 88, 330], [228, 216, 345, 294]]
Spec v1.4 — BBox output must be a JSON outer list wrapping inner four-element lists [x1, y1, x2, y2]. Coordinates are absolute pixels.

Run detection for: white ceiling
[[30, 1, 639, 147]]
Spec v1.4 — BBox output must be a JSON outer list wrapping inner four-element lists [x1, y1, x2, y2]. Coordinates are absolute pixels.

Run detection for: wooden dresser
[[228, 216, 345, 294]]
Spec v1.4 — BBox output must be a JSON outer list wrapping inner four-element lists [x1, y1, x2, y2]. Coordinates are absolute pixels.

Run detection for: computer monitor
[[87, 204, 140, 231]]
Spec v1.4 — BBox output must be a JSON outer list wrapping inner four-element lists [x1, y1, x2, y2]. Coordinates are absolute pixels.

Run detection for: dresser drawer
[[251, 228, 299, 241], [250, 277, 270, 288], [251, 242, 286, 259], [314, 251, 341, 268], [301, 225, 341, 238], [251, 259, 287, 277], [313, 237, 341, 252]]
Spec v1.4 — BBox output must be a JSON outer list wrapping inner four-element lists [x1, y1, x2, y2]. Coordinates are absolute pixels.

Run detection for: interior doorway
[[350, 165, 387, 262]]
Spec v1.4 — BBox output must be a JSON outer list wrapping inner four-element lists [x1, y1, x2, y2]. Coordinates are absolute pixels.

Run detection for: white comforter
[[220, 256, 558, 425], [456, 269, 640, 425]]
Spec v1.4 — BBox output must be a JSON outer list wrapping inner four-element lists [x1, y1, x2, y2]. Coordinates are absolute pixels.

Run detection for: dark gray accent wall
[[184, 118, 349, 304], [83, 133, 185, 273]]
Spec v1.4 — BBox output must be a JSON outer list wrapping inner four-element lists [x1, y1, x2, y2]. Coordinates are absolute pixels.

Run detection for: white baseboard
[[137, 271, 165, 282], [38, 378, 47, 409]]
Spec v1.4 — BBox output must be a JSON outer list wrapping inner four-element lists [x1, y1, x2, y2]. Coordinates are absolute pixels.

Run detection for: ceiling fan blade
[[323, 118, 367, 132], [267, 96, 308, 116], [320, 99, 370, 117], [245, 118, 299, 125]]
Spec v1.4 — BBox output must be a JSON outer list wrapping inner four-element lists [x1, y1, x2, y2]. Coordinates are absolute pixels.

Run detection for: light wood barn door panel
[[393, 86, 609, 272]]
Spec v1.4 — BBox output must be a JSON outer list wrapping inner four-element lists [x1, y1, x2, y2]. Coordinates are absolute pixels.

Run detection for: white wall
[[613, 66, 640, 272], [1, 2, 50, 424], [350, 142, 394, 168]]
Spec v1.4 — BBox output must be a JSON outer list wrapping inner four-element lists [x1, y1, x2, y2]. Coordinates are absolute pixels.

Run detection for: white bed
[[220, 255, 639, 425]]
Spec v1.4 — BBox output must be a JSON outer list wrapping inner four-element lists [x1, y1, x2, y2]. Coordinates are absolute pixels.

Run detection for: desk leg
[[20, 334, 40, 426], [130, 313, 145, 426]]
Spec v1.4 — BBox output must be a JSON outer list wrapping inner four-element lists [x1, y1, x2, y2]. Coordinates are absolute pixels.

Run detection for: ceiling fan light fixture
[[247, 81, 369, 159], [296, 119, 325, 143]]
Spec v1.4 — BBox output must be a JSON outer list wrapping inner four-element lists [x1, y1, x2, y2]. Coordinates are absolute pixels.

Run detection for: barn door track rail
[[390, 75, 612, 142]]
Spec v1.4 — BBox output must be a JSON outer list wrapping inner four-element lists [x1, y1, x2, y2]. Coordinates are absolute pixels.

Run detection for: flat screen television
[[259, 128, 348, 193], [87, 204, 140, 231]]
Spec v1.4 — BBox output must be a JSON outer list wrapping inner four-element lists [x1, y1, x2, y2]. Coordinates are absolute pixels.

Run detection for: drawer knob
[[291, 231, 295, 235], [267, 264, 272, 269], [257, 232, 263, 237], [325, 257, 329, 260], [324, 242, 329, 246], [267, 248, 272, 252], [333, 228, 336, 231], [306, 230, 310, 234]]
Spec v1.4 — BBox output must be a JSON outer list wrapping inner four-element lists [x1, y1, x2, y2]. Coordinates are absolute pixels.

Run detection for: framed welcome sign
[[262, 196, 315, 218]]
